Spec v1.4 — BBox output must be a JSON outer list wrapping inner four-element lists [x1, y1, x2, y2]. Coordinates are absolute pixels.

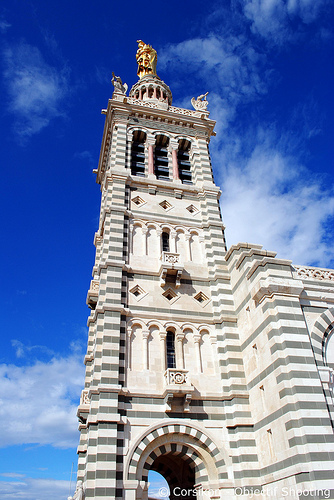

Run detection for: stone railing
[[126, 97, 206, 118], [294, 266, 334, 282], [161, 252, 180, 265], [165, 368, 189, 386]]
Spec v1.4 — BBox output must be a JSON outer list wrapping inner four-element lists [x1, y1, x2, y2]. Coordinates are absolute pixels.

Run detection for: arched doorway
[[126, 422, 229, 500], [150, 451, 195, 500]]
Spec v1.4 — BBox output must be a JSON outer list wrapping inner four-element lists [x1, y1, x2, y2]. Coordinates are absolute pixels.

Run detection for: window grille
[[177, 139, 192, 184], [131, 130, 146, 176], [155, 135, 169, 180]]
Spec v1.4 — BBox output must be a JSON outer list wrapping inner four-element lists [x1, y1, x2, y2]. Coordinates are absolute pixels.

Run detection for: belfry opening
[[71, 40, 334, 500]]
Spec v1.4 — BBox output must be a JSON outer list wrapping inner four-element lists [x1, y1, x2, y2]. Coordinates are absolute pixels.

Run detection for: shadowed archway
[[149, 450, 196, 500]]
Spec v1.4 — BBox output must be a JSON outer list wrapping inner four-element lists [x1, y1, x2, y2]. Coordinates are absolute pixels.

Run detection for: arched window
[[155, 135, 169, 180], [177, 139, 192, 184], [162, 232, 170, 252], [166, 331, 176, 368], [131, 130, 146, 176]]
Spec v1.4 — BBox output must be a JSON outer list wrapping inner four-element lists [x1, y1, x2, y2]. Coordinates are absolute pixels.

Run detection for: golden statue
[[136, 40, 157, 79]]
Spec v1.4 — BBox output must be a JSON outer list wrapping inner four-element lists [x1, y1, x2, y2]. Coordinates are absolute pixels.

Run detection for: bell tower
[[72, 41, 334, 500], [75, 39, 235, 500]]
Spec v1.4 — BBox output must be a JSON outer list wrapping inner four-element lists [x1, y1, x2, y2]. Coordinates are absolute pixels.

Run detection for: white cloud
[[11, 339, 54, 358], [2, 41, 69, 139], [160, 35, 334, 269], [74, 150, 95, 164], [241, 0, 330, 42], [0, 19, 11, 33], [159, 35, 267, 110], [0, 351, 85, 448], [217, 131, 334, 267], [0, 477, 70, 500]]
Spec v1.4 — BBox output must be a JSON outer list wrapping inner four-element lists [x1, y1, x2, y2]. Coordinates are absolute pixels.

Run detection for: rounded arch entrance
[[126, 422, 228, 499], [148, 446, 196, 500]]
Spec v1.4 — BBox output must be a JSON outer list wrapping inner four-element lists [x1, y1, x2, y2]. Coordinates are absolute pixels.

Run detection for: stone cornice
[[225, 243, 264, 262], [246, 256, 293, 280], [251, 277, 304, 304], [124, 309, 237, 325]]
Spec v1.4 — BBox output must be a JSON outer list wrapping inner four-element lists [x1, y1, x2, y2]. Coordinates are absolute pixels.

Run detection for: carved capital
[[193, 333, 201, 344], [146, 135, 156, 147], [142, 330, 150, 340], [176, 333, 185, 343], [169, 138, 178, 151]]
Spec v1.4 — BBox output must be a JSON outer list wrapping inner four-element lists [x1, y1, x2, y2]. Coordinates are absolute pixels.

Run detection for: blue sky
[[0, 0, 333, 499]]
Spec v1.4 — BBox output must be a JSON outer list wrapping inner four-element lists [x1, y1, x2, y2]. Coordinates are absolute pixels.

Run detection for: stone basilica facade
[[72, 42, 334, 500]]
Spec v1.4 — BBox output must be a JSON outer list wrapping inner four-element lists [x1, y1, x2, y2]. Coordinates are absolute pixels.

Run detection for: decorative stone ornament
[[111, 72, 128, 95], [191, 92, 209, 111]]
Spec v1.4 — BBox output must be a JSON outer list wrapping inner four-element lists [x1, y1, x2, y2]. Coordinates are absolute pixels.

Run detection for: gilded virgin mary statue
[[136, 40, 158, 79]]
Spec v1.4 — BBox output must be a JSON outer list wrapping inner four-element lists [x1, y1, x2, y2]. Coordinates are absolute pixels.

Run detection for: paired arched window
[[130, 132, 194, 183]]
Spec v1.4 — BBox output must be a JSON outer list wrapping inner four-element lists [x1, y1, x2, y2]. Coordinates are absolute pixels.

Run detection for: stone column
[[175, 332, 185, 369], [147, 135, 155, 177], [210, 333, 218, 374], [157, 229, 162, 257], [199, 235, 205, 262], [170, 139, 180, 181], [193, 333, 202, 373], [127, 327, 132, 370], [170, 230, 177, 253], [142, 226, 148, 255], [185, 233, 191, 262], [142, 329, 150, 370], [127, 131, 133, 171]]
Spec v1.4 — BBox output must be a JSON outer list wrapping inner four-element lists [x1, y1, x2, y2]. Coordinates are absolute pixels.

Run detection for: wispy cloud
[[240, 0, 331, 43], [0, 18, 11, 33], [159, 36, 267, 106], [2, 41, 70, 140], [160, 31, 334, 268], [74, 150, 95, 165], [0, 349, 85, 448], [0, 477, 70, 500], [217, 128, 334, 267], [11, 339, 54, 359], [0, 473, 26, 478]]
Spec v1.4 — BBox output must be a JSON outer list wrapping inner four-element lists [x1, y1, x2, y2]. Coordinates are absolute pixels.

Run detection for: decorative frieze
[[127, 97, 207, 119], [295, 266, 334, 282]]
